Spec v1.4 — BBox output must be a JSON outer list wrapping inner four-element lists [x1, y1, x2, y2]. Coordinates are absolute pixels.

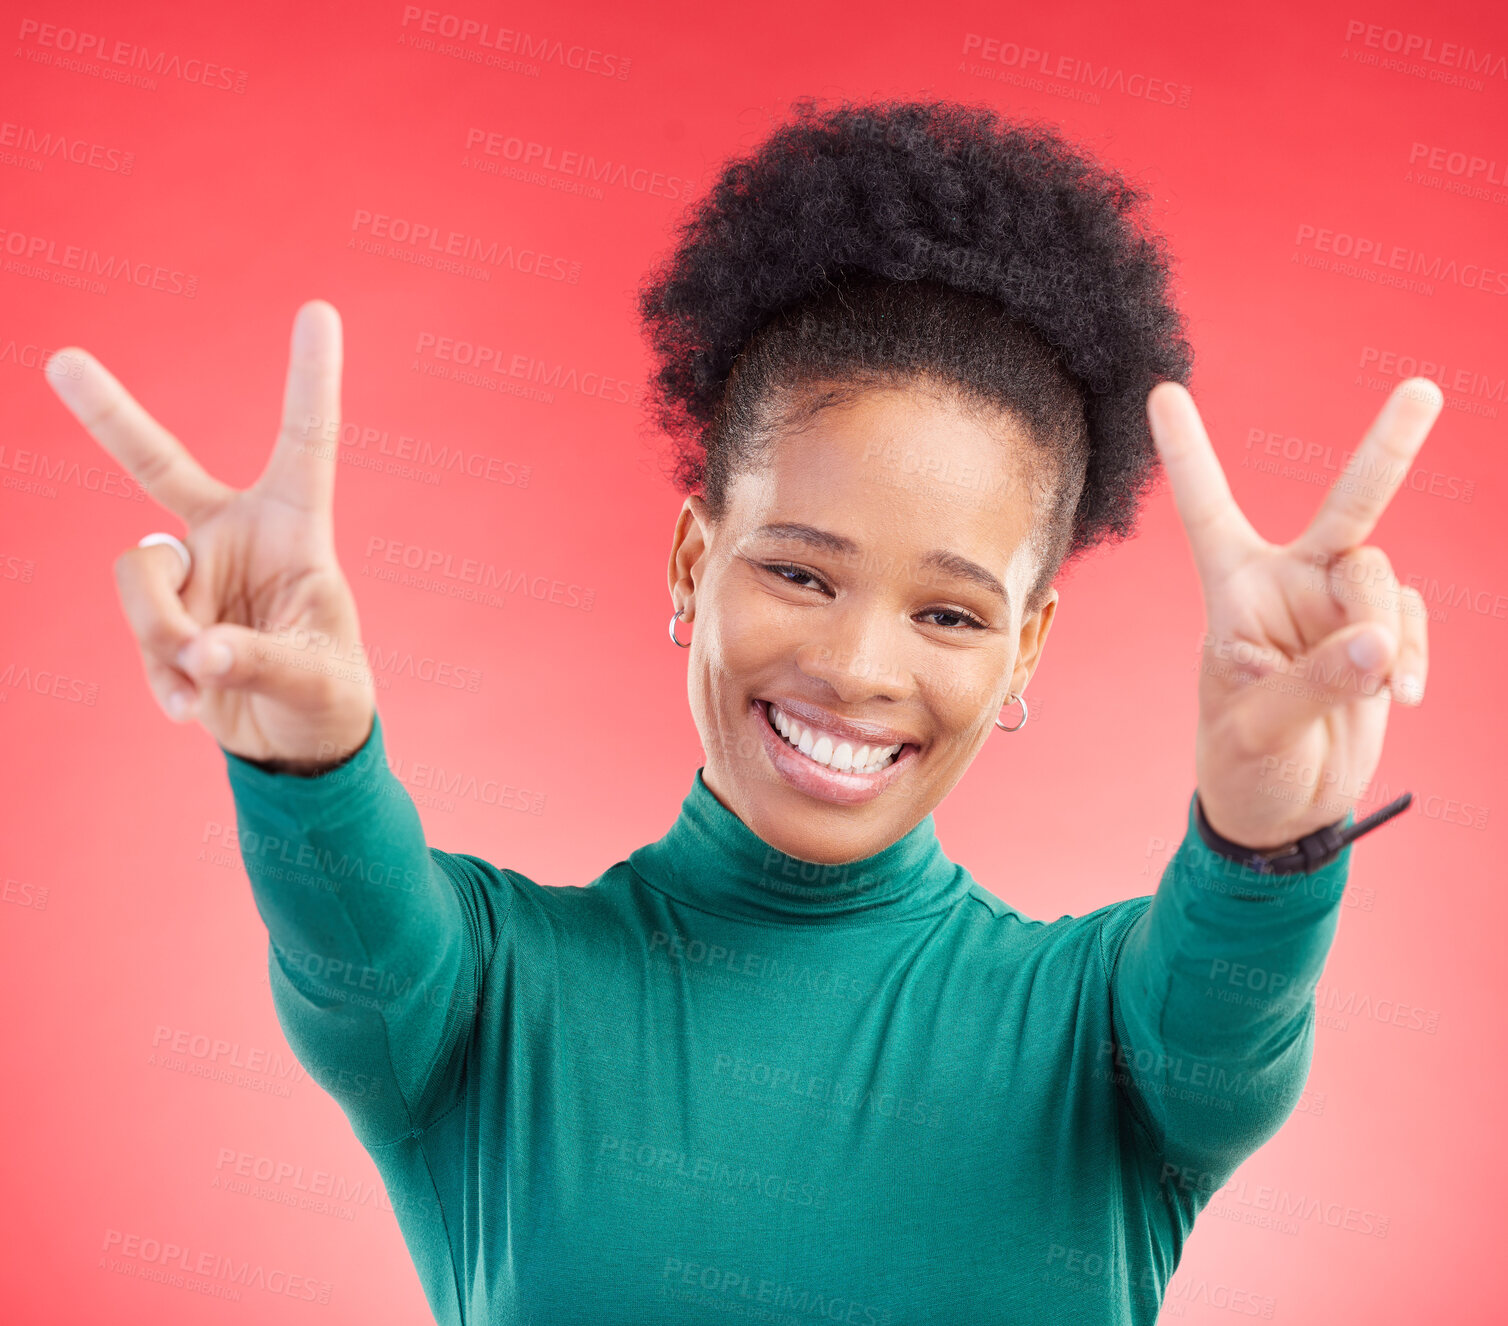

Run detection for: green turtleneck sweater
[[221, 708, 1354, 1325]]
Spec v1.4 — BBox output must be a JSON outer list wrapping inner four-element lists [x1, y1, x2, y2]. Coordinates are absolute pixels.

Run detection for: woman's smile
[[750, 696, 919, 805]]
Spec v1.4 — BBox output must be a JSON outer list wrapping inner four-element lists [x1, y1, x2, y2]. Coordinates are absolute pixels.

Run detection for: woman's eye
[[921, 608, 987, 630], [764, 563, 827, 591], [761, 564, 984, 628]]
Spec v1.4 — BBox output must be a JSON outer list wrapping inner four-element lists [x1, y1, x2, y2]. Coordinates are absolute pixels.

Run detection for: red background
[[2, 0, 1504, 1321]]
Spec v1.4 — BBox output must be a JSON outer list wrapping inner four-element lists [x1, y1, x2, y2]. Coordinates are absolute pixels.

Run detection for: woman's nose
[[793, 608, 916, 704]]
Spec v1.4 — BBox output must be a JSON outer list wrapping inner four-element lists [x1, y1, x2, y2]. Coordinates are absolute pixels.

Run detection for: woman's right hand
[[44, 300, 378, 768]]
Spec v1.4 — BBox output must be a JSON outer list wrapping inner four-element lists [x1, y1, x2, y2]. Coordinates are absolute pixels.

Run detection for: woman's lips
[[750, 698, 918, 806]]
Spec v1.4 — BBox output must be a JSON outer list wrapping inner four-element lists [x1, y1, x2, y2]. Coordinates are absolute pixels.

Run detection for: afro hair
[[636, 94, 1194, 609]]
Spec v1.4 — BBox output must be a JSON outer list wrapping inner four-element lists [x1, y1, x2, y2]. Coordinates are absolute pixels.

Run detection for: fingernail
[[1395, 674, 1424, 706], [1347, 629, 1391, 672]]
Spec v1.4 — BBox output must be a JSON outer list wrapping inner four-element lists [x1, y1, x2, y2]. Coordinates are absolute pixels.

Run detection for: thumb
[[1294, 620, 1399, 713], [174, 622, 355, 703]]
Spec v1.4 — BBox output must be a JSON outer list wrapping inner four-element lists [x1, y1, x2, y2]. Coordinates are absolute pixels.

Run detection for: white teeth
[[766, 704, 903, 774]]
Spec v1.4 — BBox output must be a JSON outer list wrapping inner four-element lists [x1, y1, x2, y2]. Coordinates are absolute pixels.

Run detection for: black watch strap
[[1193, 790, 1413, 875]]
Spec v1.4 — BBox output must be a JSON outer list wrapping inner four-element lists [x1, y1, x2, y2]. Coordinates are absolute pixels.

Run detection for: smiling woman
[[47, 93, 1437, 1326], [635, 97, 1193, 868]]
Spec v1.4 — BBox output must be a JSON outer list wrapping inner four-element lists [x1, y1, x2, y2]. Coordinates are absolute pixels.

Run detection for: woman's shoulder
[[427, 845, 638, 934], [952, 883, 1153, 958]]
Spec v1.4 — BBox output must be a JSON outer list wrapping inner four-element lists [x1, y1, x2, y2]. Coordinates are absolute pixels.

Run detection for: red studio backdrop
[[1, 0, 1504, 1321]]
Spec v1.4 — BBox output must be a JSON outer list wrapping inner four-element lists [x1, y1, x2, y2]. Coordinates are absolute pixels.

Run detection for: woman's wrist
[[234, 711, 377, 779], [1191, 789, 1409, 876], [239, 749, 363, 778]]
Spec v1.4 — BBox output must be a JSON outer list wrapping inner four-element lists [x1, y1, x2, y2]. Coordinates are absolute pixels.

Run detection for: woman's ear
[[1010, 588, 1059, 696], [667, 495, 712, 618]]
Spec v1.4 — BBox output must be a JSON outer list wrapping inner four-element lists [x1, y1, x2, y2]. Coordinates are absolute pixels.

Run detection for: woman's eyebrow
[[752, 522, 859, 555], [749, 522, 1009, 605], [922, 549, 1009, 605]]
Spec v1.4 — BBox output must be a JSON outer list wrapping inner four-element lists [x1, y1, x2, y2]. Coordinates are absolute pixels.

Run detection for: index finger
[[1147, 380, 1263, 585], [44, 348, 233, 525], [1293, 377, 1444, 560]]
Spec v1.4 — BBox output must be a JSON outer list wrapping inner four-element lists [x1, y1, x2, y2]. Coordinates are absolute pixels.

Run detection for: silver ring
[[669, 606, 690, 648], [138, 532, 192, 584]]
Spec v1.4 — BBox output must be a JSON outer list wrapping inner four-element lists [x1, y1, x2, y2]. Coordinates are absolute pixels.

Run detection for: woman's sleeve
[[1104, 791, 1355, 1192], [220, 708, 510, 1147]]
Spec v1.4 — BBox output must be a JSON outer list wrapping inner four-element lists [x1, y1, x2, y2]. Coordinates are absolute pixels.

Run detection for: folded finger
[[1392, 585, 1429, 706], [114, 541, 202, 679]]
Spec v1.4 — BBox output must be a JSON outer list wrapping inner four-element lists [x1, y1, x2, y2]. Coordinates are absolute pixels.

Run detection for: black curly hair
[[636, 95, 1194, 614]]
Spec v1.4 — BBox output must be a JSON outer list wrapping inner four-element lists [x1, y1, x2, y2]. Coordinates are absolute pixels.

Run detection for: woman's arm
[[1113, 378, 1441, 1198], [223, 707, 508, 1146], [1105, 792, 1352, 1192], [43, 302, 512, 1144]]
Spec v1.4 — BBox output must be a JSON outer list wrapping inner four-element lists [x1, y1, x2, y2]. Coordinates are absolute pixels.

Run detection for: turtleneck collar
[[626, 768, 974, 926]]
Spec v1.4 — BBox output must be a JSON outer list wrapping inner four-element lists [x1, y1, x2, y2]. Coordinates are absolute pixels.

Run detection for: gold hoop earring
[[668, 606, 691, 648], [993, 692, 1028, 733]]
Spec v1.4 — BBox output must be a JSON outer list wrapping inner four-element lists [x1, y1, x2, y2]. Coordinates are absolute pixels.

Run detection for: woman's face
[[667, 381, 1059, 864]]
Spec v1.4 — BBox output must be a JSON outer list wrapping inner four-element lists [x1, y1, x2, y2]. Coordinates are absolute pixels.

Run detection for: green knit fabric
[[222, 708, 1353, 1325]]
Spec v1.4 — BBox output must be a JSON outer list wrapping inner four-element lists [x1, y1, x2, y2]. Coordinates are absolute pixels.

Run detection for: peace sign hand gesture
[[1147, 377, 1445, 851], [44, 300, 376, 768]]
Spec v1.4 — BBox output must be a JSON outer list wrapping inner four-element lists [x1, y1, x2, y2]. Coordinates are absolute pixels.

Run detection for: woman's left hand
[[1146, 377, 1444, 850]]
